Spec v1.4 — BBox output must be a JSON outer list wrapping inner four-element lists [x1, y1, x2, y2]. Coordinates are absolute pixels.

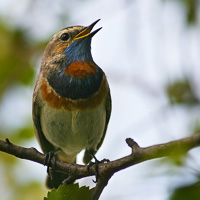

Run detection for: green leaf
[[170, 182, 200, 200], [44, 183, 94, 200]]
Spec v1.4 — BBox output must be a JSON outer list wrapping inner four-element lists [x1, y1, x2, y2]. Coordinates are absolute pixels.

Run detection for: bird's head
[[40, 20, 104, 100], [42, 19, 101, 66]]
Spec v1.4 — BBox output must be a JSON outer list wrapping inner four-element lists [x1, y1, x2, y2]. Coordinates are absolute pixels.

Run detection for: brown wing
[[83, 89, 112, 164], [32, 91, 55, 154]]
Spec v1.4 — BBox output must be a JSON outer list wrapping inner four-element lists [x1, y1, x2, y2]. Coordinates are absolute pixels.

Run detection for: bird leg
[[87, 152, 110, 183], [45, 149, 61, 179]]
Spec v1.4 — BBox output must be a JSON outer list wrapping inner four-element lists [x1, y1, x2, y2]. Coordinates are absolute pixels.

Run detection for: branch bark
[[0, 134, 200, 200]]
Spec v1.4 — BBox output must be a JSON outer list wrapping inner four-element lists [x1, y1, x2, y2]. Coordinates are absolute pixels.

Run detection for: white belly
[[40, 103, 106, 158]]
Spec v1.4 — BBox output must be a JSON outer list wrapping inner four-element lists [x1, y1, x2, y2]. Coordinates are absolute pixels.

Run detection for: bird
[[32, 19, 111, 189]]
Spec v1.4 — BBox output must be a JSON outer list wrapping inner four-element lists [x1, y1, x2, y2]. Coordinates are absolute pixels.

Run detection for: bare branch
[[0, 133, 200, 199]]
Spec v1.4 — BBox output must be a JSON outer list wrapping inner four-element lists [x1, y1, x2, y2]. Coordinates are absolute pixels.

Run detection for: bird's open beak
[[74, 19, 102, 40]]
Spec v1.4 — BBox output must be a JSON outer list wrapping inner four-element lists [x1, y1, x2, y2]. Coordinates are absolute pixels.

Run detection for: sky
[[0, 0, 200, 199]]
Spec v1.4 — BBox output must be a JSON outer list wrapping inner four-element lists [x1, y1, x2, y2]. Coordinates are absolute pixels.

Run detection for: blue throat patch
[[47, 65, 103, 100], [47, 36, 103, 100], [63, 37, 93, 64]]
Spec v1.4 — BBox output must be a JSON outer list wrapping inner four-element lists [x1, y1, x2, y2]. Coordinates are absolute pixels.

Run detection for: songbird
[[32, 19, 111, 188]]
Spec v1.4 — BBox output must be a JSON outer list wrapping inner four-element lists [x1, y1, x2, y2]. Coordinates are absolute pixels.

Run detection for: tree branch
[[0, 134, 200, 200]]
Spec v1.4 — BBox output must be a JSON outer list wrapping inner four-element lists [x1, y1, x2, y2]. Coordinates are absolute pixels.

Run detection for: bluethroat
[[32, 19, 111, 188]]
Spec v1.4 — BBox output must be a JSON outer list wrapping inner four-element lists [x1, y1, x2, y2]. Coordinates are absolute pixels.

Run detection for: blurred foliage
[[184, 0, 198, 24], [170, 182, 200, 200], [156, 147, 187, 170], [193, 119, 200, 134], [168, 154, 187, 166], [166, 79, 199, 106], [0, 125, 34, 146], [0, 18, 47, 200], [14, 182, 46, 200], [0, 20, 47, 100], [167, 0, 198, 24], [44, 183, 94, 200]]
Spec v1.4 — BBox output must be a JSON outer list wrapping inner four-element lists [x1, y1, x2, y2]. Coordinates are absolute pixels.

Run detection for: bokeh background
[[0, 0, 200, 199]]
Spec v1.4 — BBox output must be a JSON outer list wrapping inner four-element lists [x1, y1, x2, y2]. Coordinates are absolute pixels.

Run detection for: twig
[[0, 133, 200, 199]]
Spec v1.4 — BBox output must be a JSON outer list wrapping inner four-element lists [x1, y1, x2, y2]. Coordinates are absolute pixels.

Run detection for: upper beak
[[74, 19, 102, 40]]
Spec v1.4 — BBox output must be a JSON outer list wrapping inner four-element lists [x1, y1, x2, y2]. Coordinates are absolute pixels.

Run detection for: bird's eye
[[60, 33, 69, 41]]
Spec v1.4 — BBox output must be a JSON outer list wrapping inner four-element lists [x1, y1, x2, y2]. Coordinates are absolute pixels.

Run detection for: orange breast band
[[65, 60, 96, 79], [40, 76, 107, 111]]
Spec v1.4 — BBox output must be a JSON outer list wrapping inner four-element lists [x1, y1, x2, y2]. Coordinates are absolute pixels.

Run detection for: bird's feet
[[87, 155, 110, 183], [44, 149, 61, 179]]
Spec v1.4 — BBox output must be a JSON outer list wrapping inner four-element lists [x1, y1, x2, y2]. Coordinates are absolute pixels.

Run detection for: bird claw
[[45, 152, 54, 168], [87, 156, 110, 183], [45, 149, 61, 179]]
